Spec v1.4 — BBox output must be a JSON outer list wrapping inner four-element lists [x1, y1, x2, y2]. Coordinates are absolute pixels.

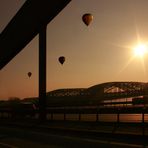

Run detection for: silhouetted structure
[[0, 0, 71, 69], [0, 0, 71, 121], [47, 82, 148, 104]]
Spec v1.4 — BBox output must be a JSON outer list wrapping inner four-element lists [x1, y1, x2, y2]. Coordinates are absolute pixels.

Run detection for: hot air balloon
[[58, 56, 65, 65], [28, 72, 32, 78], [82, 13, 93, 26]]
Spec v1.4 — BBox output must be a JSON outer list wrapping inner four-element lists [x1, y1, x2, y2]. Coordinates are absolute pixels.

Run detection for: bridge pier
[[39, 25, 47, 121]]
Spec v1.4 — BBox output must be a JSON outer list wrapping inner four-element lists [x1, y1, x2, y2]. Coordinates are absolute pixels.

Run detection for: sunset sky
[[1, 0, 148, 100]]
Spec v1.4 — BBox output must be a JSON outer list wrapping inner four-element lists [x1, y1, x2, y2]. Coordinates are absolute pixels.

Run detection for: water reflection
[[46, 113, 148, 123]]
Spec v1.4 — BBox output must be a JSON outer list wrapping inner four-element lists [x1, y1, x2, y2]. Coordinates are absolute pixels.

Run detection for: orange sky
[[1, 0, 148, 100]]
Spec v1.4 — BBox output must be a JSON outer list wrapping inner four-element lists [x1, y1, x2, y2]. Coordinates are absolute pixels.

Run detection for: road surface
[[0, 124, 147, 148]]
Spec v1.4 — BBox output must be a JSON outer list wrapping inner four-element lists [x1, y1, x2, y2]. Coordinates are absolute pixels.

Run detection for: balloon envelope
[[28, 72, 32, 77], [58, 56, 65, 65], [82, 13, 93, 26]]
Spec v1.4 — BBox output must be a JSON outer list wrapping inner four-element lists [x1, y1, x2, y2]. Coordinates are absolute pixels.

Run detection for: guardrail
[[0, 105, 147, 121], [0, 105, 147, 135]]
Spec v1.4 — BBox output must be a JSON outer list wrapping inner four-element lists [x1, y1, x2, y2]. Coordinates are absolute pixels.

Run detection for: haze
[[1, 0, 148, 99]]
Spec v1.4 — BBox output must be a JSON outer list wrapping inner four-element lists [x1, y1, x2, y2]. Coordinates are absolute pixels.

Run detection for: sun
[[133, 44, 148, 57]]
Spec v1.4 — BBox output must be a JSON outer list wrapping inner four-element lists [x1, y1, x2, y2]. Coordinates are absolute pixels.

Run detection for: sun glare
[[133, 44, 148, 57]]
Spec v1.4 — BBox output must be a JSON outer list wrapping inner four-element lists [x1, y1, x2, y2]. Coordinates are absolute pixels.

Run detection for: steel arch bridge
[[47, 81, 148, 101], [88, 81, 148, 100]]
